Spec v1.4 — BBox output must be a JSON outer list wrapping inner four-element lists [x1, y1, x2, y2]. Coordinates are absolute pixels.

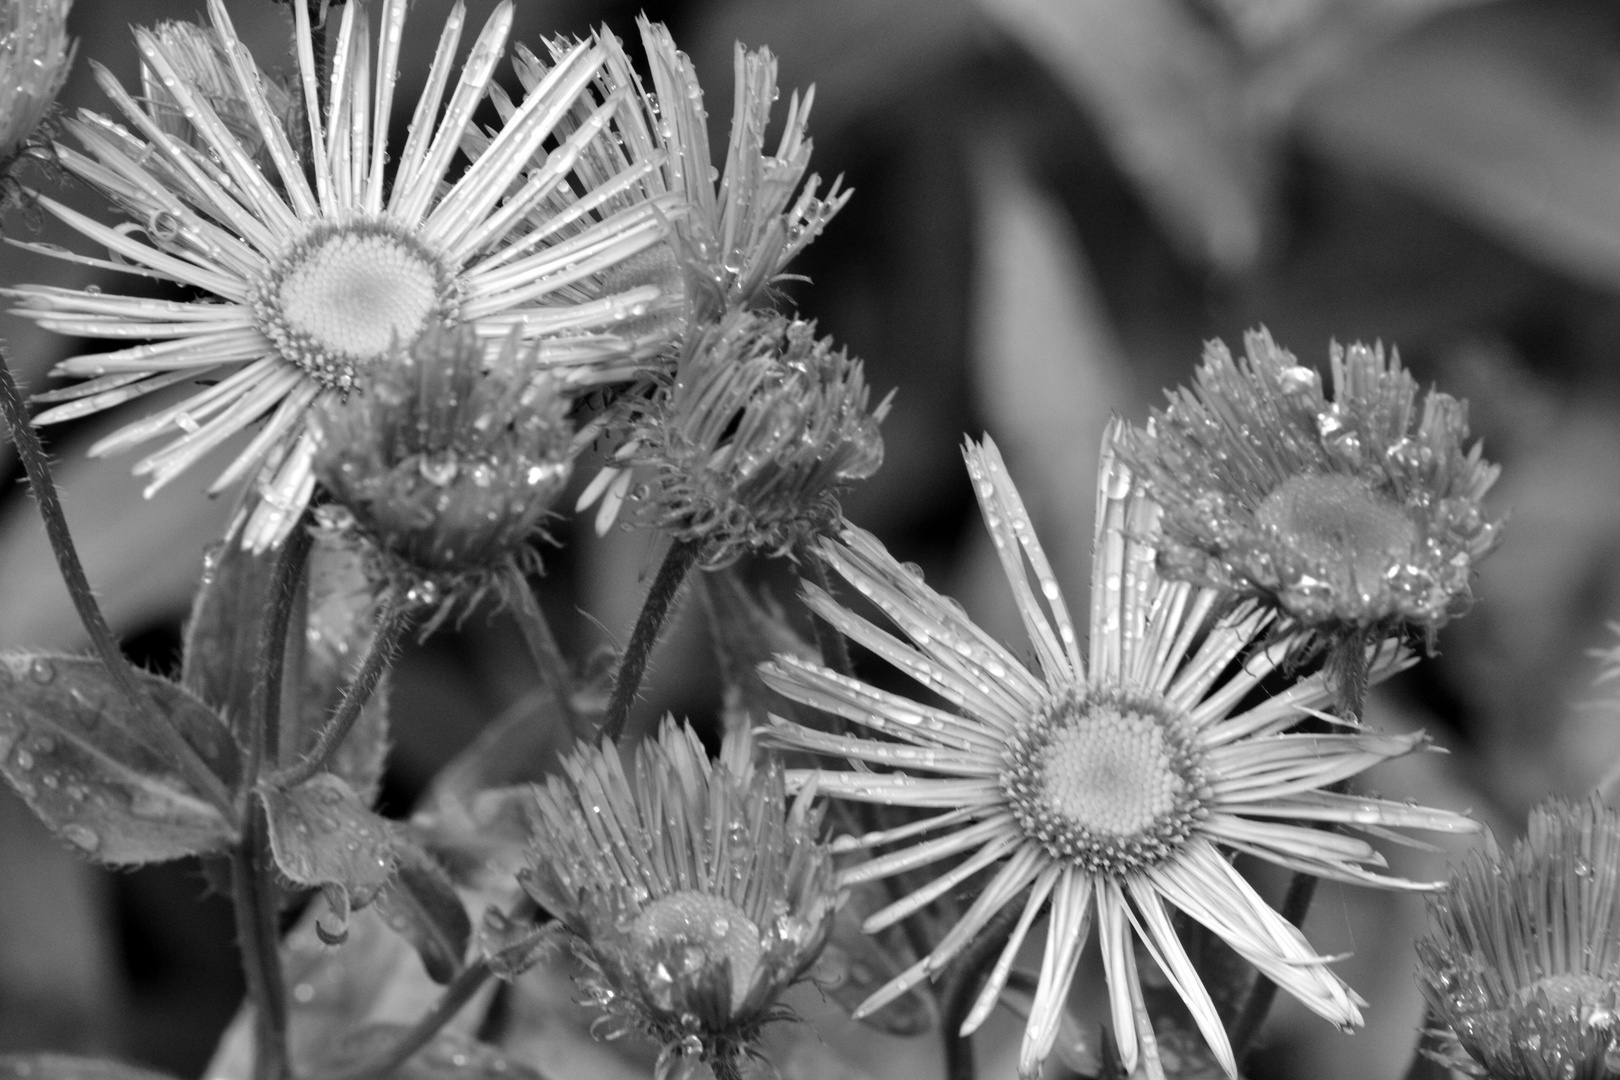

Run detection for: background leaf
[[0, 653, 236, 864], [260, 774, 395, 943], [0, 1055, 182, 1080], [181, 539, 278, 740], [372, 833, 472, 986]]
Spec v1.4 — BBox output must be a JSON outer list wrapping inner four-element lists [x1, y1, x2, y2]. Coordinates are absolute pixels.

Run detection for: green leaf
[[0, 653, 237, 864], [0, 1055, 184, 1080], [182, 539, 279, 739], [698, 569, 821, 736], [285, 536, 389, 803], [312, 1027, 549, 1080], [261, 773, 395, 944], [373, 832, 471, 985]]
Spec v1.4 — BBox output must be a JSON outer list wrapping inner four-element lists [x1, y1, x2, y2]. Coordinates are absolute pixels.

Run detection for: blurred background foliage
[[1, 0, 1618, 1076]]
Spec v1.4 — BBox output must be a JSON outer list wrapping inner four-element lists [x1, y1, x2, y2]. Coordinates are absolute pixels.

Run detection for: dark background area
[[2, 0, 1619, 1076]]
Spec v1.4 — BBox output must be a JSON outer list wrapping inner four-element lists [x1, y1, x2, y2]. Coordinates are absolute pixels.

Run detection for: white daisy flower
[[11, 0, 678, 549], [761, 422, 1479, 1078]]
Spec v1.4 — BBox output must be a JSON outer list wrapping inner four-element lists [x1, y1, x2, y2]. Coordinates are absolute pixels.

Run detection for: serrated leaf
[[261, 774, 395, 944], [0, 1055, 183, 1080], [182, 539, 280, 739], [478, 906, 567, 981], [0, 653, 237, 864], [283, 536, 390, 803], [313, 1026, 549, 1080], [373, 832, 471, 985]]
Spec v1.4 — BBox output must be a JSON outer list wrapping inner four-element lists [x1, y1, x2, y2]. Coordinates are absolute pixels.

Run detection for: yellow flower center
[[1255, 473, 1418, 596], [255, 223, 457, 391], [631, 890, 763, 1015], [1002, 690, 1208, 872]]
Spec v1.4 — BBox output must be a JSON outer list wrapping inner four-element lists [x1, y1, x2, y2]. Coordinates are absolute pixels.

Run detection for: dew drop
[[27, 658, 55, 684], [62, 824, 99, 852]]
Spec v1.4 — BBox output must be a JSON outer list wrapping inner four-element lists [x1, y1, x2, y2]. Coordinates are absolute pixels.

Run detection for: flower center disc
[[256, 224, 455, 391], [1516, 973, 1616, 1012], [1255, 473, 1417, 594], [631, 890, 763, 1014], [1002, 691, 1207, 873]]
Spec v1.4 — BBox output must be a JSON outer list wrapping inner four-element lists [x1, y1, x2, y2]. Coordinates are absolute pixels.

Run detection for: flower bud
[[0, 0, 72, 187], [312, 324, 574, 617]]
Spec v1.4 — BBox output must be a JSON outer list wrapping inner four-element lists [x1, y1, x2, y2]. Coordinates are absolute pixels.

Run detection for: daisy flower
[[760, 423, 1479, 1078], [1418, 798, 1620, 1080], [1121, 328, 1501, 647], [12, 0, 678, 549], [523, 719, 838, 1080]]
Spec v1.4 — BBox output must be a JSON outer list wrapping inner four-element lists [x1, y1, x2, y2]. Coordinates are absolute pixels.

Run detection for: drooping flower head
[[587, 309, 890, 567], [1121, 328, 1501, 646], [0, 0, 72, 194], [12, 0, 678, 550], [311, 323, 573, 625], [523, 719, 838, 1079], [1418, 798, 1620, 1080], [761, 424, 1479, 1079]]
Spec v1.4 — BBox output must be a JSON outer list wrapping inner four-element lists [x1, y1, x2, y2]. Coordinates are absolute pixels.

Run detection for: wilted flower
[[523, 719, 838, 1080], [1418, 798, 1620, 1080], [761, 426, 1477, 1079], [0, 0, 72, 191], [311, 324, 573, 624], [1121, 328, 1501, 646], [621, 18, 848, 322], [591, 310, 890, 567], [11, 0, 676, 550]]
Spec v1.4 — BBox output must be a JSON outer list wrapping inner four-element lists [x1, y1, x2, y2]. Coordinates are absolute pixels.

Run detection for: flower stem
[[799, 548, 855, 682], [0, 347, 235, 813], [233, 803, 290, 1080], [314, 959, 493, 1080], [1229, 867, 1318, 1065], [272, 592, 409, 791], [245, 524, 314, 784], [940, 904, 1024, 1080], [601, 538, 701, 743], [506, 566, 585, 738]]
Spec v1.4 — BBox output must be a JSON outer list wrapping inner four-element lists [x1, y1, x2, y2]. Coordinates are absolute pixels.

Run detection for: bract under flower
[[11, 0, 676, 550], [1121, 328, 1501, 643], [523, 719, 837, 1078]]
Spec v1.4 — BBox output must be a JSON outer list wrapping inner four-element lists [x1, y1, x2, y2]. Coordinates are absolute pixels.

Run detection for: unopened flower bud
[[631, 310, 891, 567], [0, 0, 72, 190], [312, 324, 574, 619]]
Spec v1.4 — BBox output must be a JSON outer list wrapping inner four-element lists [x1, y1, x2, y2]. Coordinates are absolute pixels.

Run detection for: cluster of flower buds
[[311, 324, 573, 625]]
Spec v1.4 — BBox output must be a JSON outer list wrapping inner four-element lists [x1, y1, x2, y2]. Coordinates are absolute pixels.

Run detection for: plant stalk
[[0, 347, 235, 813], [233, 804, 291, 1080], [601, 538, 701, 742], [940, 904, 1024, 1080], [272, 592, 409, 790], [315, 960, 494, 1080], [799, 549, 855, 683], [506, 566, 585, 738]]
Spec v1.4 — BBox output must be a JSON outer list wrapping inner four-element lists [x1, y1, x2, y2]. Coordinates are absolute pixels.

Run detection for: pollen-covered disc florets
[[255, 222, 460, 392], [1121, 328, 1502, 642], [1002, 689, 1210, 873], [629, 310, 891, 567], [0, 0, 71, 187], [1418, 798, 1620, 1080], [311, 323, 573, 619], [523, 720, 837, 1079]]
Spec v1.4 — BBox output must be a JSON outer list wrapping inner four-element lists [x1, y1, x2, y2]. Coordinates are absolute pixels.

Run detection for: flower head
[[1121, 328, 1501, 644], [0, 0, 72, 190], [13, 0, 676, 550], [523, 719, 838, 1079], [608, 310, 890, 568], [761, 424, 1478, 1079], [1418, 798, 1620, 1080], [311, 323, 573, 623]]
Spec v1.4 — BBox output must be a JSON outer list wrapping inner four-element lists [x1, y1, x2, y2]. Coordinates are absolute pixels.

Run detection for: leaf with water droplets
[[372, 831, 471, 984], [0, 1055, 185, 1080], [310, 1025, 547, 1080], [261, 774, 396, 944], [181, 538, 279, 741], [0, 652, 237, 864]]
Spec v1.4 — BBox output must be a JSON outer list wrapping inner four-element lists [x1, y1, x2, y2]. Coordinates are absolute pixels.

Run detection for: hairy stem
[[506, 567, 585, 738], [233, 804, 290, 1080], [940, 905, 1023, 1080], [601, 538, 701, 743], [799, 549, 855, 683], [0, 348, 235, 812], [245, 524, 314, 784], [316, 960, 494, 1080], [273, 592, 409, 790]]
